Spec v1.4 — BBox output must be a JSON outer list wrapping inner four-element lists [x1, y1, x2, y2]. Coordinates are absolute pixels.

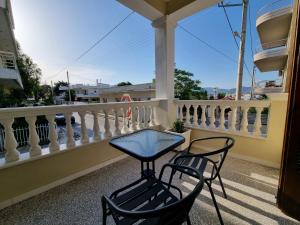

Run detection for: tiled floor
[[0, 152, 299, 225]]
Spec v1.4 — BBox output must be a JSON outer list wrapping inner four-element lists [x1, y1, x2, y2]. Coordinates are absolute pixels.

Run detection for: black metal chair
[[171, 137, 235, 225], [102, 163, 204, 225]]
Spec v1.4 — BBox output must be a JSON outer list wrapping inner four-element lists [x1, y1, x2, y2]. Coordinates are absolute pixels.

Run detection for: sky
[[10, 0, 280, 89]]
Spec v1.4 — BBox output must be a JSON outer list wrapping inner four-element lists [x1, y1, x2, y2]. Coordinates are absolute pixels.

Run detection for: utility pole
[[250, 66, 256, 100], [236, 0, 248, 100], [66, 70, 71, 104]]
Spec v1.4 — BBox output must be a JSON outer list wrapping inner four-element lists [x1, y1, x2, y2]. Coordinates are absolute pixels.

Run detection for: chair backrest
[[105, 166, 204, 225]]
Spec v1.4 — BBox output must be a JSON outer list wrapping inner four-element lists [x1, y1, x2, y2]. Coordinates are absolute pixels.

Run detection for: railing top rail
[[255, 39, 288, 53], [0, 50, 15, 56], [0, 99, 161, 120], [174, 99, 271, 108], [257, 0, 293, 17]]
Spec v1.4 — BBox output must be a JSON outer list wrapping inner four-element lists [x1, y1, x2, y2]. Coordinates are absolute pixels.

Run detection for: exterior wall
[[0, 140, 124, 204], [190, 94, 288, 168]]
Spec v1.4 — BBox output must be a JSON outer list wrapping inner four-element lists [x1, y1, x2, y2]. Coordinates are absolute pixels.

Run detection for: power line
[[221, 3, 239, 49], [248, 0, 254, 58], [178, 24, 237, 63], [48, 11, 135, 80]]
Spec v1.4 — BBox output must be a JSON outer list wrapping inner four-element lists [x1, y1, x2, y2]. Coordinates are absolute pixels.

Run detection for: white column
[[210, 105, 216, 128], [79, 111, 89, 144], [65, 112, 75, 148], [46, 114, 59, 152], [149, 106, 156, 127], [113, 108, 121, 136], [201, 105, 206, 128], [254, 107, 263, 136], [185, 105, 191, 126], [104, 109, 112, 138], [1, 118, 19, 162], [130, 106, 137, 131], [241, 107, 249, 133], [121, 107, 129, 134], [230, 107, 237, 131], [220, 107, 225, 130], [152, 16, 177, 128], [179, 105, 183, 121], [92, 111, 101, 141], [193, 105, 198, 126], [136, 106, 142, 130], [26, 116, 42, 157]]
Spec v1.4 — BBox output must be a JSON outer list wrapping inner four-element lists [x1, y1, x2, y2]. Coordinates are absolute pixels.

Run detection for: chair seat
[[171, 152, 208, 178], [111, 177, 179, 225]]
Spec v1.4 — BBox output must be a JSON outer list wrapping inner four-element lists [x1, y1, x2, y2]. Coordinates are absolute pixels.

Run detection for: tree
[[39, 84, 53, 105], [0, 45, 42, 107], [53, 81, 68, 96], [117, 81, 132, 86], [217, 92, 226, 99], [64, 89, 76, 101], [174, 69, 207, 100]]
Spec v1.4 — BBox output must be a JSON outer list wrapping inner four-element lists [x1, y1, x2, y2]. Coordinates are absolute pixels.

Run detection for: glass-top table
[[109, 129, 185, 177]]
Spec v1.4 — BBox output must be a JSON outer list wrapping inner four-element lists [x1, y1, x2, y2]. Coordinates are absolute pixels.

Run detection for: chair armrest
[[159, 163, 203, 181]]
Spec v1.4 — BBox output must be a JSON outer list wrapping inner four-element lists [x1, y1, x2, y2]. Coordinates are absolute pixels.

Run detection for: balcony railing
[[255, 39, 287, 52], [0, 100, 159, 165], [257, 0, 293, 17], [0, 51, 17, 70], [175, 100, 271, 138]]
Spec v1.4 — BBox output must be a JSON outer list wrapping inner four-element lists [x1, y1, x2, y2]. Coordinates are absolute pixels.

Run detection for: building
[[254, 0, 294, 94], [72, 82, 110, 102], [99, 82, 155, 102], [0, 0, 22, 89]]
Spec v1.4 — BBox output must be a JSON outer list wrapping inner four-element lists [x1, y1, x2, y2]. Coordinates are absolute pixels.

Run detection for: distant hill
[[203, 87, 252, 95]]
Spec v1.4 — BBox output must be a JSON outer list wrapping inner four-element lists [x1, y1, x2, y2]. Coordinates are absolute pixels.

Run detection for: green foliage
[[117, 81, 132, 86], [174, 69, 207, 100], [217, 92, 226, 99], [64, 89, 76, 101], [171, 119, 185, 133], [53, 81, 68, 96]]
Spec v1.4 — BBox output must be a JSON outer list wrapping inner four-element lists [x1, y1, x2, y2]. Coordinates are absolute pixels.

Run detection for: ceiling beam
[[168, 0, 222, 22], [117, 0, 164, 21]]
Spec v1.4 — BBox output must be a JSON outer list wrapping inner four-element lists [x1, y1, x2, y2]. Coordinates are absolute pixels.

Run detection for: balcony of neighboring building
[[254, 40, 288, 72], [256, 0, 293, 47], [254, 79, 283, 94], [0, 50, 22, 88]]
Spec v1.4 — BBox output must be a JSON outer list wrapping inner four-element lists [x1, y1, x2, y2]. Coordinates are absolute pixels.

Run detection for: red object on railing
[[121, 94, 132, 118]]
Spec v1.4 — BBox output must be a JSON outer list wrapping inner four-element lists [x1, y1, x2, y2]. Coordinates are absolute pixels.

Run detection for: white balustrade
[[92, 111, 101, 141], [104, 109, 112, 138], [65, 112, 75, 148], [46, 114, 60, 152], [79, 111, 89, 144], [0, 100, 161, 164], [26, 116, 42, 157], [0, 118, 19, 162], [113, 108, 121, 136], [174, 99, 270, 138]]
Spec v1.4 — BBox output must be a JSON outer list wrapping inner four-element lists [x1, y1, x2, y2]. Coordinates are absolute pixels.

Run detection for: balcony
[[256, 0, 293, 45], [254, 42, 288, 72], [0, 51, 23, 88], [254, 79, 283, 94]]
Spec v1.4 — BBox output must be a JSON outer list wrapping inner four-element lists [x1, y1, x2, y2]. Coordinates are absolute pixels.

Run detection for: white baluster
[[210, 105, 216, 128], [92, 111, 101, 141], [113, 108, 121, 136], [46, 114, 59, 152], [136, 106, 142, 130], [179, 105, 183, 121], [240, 107, 249, 133], [193, 105, 198, 127], [144, 106, 150, 128], [26, 116, 42, 157], [220, 107, 225, 130], [79, 111, 89, 144], [1, 118, 19, 162], [149, 106, 155, 127], [141, 106, 146, 128], [65, 112, 75, 148], [122, 107, 129, 133], [104, 109, 112, 138], [254, 107, 263, 136], [230, 107, 237, 131], [186, 105, 191, 126], [130, 106, 137, 131], [201, 105, 206, 128]]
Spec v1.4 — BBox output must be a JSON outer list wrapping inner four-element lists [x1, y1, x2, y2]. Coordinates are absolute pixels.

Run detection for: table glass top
[[109, 129, 185, 160]]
